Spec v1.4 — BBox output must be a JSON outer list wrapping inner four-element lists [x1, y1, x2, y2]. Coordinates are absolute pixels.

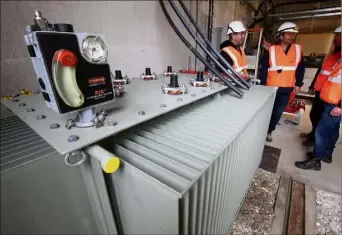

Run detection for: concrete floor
[[267, 105, 342, 194]]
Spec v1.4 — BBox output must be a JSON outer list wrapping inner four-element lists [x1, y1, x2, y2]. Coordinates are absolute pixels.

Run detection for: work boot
[[300, 132, 313, 138], [295, 158, 321, 171], [302, 138, 314, 147], [322, 155, 332, 164], [306, 152, 313, 159], [306, 152, 332, 164], [266, 133, 272, 142]]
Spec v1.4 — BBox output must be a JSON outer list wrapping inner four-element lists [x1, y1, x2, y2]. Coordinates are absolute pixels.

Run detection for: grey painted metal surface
[[0, 117, 117, 234], [1, 74, 227, 155], [101, 85, 277, 234]]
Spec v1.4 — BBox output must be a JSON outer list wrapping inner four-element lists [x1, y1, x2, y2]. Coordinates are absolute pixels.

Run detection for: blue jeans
[[313, 104, 341, 159], [268, 92, 291, 133]]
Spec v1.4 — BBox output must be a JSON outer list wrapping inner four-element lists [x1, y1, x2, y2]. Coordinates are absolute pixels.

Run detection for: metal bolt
[[27, 108, 35, 112], [36, 115, 46, 120], [65, 119, 74, 130], [108, 120, 118, 126], [50, 123, 60, 129], [138, 111, 145, 115], [19, 103, 26, 107], [191, 94, 196, 97], [160, 104, 167, 108], [177, 98, 183, 102], [68, 135, 79, 142], [100, 109, 108, 116], [12, 99, 19, 102]]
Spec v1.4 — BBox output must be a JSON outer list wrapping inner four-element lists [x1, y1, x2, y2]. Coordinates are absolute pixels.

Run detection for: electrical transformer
[[1, 5, 277, 235]]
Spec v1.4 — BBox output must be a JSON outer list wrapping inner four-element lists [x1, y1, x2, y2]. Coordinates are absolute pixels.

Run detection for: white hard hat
[[277, 22, 299, 34], [226, 21, 246, 35], [334, 26, 341, 33]]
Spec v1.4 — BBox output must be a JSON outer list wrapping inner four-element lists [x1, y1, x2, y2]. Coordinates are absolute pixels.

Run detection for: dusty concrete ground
[[231, 169, 280, 234], [267, 105, 342, 194], [316, 188, 342, 234]]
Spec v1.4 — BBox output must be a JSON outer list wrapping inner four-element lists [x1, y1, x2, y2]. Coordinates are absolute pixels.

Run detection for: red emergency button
[[53, 49, 78, 66]]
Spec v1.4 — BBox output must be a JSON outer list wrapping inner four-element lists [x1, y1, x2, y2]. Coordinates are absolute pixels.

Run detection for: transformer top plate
[[1, 73, 276, 154]]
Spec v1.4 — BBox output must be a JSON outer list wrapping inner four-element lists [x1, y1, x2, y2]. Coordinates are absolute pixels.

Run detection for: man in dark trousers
[[295, 48, 341, 169], [300, 26, 341, 147], [259, 22, 305, 142]]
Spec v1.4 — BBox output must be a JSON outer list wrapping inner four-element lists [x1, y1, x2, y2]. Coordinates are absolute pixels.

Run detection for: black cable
[[195, 0, 198, 71], [169, 0, 248, 91], [177, 0, 250, 89], [159, 0, 244, 98]]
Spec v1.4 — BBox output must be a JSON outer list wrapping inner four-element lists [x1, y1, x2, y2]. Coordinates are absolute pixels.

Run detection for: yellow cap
[[3, 95, 14, 100], [102, 157, 120, 174], [20, 89, 31, 96]]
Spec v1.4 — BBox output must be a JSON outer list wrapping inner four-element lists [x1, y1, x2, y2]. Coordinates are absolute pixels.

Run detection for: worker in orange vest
[[259, 22, 305, 142], [300, 26, 341, 147], [217, 21, 248, 79], [295, 58, 341, 170]]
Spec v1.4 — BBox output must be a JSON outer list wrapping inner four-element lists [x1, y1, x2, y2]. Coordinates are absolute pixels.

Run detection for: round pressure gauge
[[81, 36, 108, 63]]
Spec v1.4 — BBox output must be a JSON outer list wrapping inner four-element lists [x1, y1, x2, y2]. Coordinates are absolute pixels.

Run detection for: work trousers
[[268, 91, 291, 133], [313, 103, 341, 159], [308, 92, 325, 138]]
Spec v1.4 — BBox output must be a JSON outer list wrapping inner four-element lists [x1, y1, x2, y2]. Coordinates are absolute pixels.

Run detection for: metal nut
[[177, 98, 183, 102], [19, 103, 26, 107], [27, 108, 35, 112], [36, 115, 46, 120], [68, 135, 79, 142], [138, 111, 145, 115], [160, 104, 167, 108], [108, 120, 118, 126], [50, 123, 60, 129]]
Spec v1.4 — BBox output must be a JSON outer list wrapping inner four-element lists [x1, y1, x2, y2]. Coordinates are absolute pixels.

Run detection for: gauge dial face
[[81, 36, 108, 63]]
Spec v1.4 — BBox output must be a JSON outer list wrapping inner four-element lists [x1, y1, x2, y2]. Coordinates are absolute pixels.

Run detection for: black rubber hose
[[159, 0, 244, 98], [177, 0, 251, 89], [169, 0, 248, 91]]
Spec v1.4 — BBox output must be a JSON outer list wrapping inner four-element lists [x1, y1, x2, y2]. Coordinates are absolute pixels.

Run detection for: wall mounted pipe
[[159, 0, 244, 98], [278, 12, 341, 20], [177, 0, 251, 89], [253, 7, 341, 19]]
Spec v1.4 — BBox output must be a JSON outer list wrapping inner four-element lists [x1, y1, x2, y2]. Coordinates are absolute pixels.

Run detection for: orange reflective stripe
[[320, 65, 341, 105], [320, 70, 331, 75], [266, 44, 301, 87], [221, 46, 248, 75], [313, 53, 341, 91], [327, 74, 342, 83]]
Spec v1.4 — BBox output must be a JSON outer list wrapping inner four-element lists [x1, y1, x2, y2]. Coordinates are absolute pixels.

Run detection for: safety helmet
[[277, 22, 299, 35], [334, 26, 341, 33], [226, 21, 246, 35]]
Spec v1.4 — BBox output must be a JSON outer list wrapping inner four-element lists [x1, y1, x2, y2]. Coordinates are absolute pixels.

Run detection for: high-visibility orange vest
[[314, 51, 341, 91], [320, 62, 341, 105], [266, 44, 302, 88], [221, 46, 247, 76]]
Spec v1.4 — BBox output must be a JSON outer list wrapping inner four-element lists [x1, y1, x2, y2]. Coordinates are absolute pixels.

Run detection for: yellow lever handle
[[85, 145, 120, 174]]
